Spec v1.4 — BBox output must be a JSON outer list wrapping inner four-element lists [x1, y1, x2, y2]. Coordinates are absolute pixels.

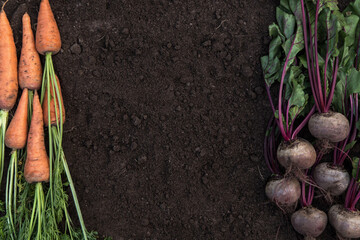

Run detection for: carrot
[[0, 9, 18, 110], [36, 0, 61, 55], [19, 13, 42, 90], [25, 91, 49, 183], [43, 75, 65, 126], [5, 89, 29, 150]]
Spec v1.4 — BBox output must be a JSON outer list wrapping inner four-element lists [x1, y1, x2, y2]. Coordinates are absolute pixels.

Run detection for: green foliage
[[352, 157, 360, 179], [261, 0, 309, 127], [332, 3, 360, 113], [276, 6, 296, 39], [332, 68, 347, 113], [345, 140, 357, 152]]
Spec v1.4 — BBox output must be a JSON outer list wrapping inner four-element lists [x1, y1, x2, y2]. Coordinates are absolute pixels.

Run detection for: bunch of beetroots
[[262, 0, 360, 238]]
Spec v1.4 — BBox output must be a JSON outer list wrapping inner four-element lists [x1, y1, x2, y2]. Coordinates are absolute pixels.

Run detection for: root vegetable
[[265, 176, 301, 208], [36, 0, 61, 55], [329, 204, 360, 239], [24, 91, 49, 183], [291, 206, 327, 238], [313, 162, 350, 196], [277, 138, 316, 170], [308, 112, 350, 143], [19, 13, 42, 90], [0, 9, 18, 110], [5, 89, 28, 149]]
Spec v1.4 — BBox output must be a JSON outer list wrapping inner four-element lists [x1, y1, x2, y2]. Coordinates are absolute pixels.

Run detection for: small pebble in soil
[[70, 43, 82, 54], [202, 40, 212, 47], [122, 28, 129, 35], [215, 9, 222, 19], [92, 70, 101, 77], [225, 54, 232, 61], [137, 155, 147, 163], [141, 218, 149, 226], [202, 176, 209, 185], [132, 116, 142, 126], [113, 145, 121, 152], [222, 148, 231, 156], [247, 90, 257, 99], [212, 163, 220, 169], [180, 76, 193, 84], [90, 95, 97, 102], [224, 38, 231, 45], [254, 86, 264, 95], [200, 148, 207, 156], [242, 65, 253, 78], [85, 140, 92, 148], [250, 154, 259, 162], [131, 142, 138, 150], [88, 56, 96, 65]]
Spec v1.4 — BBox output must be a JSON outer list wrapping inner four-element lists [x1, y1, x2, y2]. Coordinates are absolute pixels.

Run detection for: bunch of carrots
[[0, 0, 97, 239]]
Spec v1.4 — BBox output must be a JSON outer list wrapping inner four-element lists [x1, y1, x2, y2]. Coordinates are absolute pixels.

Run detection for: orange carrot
[[43, 75, 65, 126], [19, 13, 42, 90], [5, 89, 29, 150], [0, 10, 18, 110], [36, 0, 61, 55], [25, 91, 49, 183]]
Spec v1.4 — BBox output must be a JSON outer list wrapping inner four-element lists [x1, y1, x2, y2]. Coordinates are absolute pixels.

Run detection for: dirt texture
[[2, 0, 355, 239]]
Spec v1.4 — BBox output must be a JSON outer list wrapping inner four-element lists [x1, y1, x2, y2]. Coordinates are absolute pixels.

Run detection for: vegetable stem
[[52, 126, 89, 240], [0, 110, 8, 187], [264, 117, 280, 175], [291, 106, 316, 139], [277, 34, 297, 141], [5, 150, 17, 239]]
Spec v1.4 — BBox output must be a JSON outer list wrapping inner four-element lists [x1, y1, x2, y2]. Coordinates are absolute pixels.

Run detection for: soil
[[2, 0, 355, 239]]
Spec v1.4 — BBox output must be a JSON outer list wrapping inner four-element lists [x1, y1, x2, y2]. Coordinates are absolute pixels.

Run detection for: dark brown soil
[[2, 0, 354, 239]]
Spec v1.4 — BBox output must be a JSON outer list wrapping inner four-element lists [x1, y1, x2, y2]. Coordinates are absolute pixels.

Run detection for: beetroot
[[308, 112, 350, 143], [313, 162, 350, 196], [291, 206, 327, 238], [277, 138, 316, 170], [265, 176, 300, 209], [328, 204, 360, 239]]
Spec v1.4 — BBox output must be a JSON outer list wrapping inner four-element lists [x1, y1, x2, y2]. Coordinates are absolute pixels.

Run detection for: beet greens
[[261, 0, 314, 142], [299, 0, 342, 113]]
